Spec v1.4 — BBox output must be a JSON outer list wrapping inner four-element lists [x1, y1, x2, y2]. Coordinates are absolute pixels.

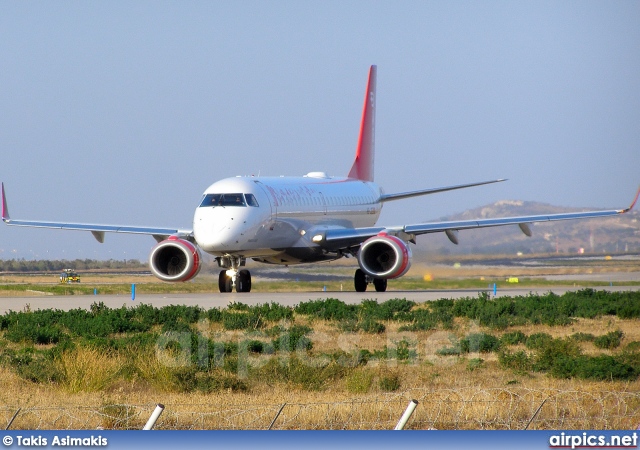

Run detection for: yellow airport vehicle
[[59, 269, 81, 283]]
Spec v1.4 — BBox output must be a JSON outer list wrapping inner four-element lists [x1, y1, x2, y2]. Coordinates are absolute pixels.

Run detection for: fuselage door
[[254, 181, 276, 219], [318, 191, 327, 215]]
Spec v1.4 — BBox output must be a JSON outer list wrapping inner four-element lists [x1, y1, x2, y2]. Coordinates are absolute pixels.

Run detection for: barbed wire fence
[[3, 388, 640, 430]]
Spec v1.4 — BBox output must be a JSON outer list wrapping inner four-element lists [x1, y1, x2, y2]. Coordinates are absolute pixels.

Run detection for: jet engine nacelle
[[357, 233, 412, 279], [149, 236, 202, 282]]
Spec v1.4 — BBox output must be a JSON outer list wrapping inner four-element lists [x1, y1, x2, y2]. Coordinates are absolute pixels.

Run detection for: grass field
[[1, 255, 639, 429], [1, 288, 640, 429]]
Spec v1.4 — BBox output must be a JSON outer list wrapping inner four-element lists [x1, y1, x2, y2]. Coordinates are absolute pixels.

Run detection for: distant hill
[[414, 200, 640, 255]]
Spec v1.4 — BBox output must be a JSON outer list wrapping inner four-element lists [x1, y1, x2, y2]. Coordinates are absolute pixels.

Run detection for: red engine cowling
[[149, 237, 202, 282], [357, 233, 412, 279]]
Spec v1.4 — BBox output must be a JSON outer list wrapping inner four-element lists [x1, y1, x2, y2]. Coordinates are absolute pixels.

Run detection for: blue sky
[[1, 1, 639, 260]]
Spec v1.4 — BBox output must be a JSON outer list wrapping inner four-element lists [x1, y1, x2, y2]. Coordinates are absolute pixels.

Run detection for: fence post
[[143, 404, 164, 430], [5, 408, 21, 430], [131, 284, 136, 301], [524, 398, 547, 430], [394, 399, 418, 430], [267, 403, 287, 430]]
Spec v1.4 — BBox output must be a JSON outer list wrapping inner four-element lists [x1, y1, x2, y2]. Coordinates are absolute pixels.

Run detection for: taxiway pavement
[[1, 285, 638, 314]]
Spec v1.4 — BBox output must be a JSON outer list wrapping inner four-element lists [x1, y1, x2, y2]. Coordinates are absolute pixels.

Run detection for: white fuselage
[[193, 173, 383, 264]]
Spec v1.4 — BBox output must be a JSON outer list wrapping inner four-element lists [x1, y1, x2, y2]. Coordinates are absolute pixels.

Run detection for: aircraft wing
[[1, 183, 191, 243], [321, 187, 640, 251]]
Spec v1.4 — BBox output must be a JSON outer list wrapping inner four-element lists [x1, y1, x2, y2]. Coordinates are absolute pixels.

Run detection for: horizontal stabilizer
[[380, 179, 506, 202]]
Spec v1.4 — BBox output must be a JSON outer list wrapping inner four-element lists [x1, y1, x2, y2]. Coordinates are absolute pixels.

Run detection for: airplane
[[2, 65, 639, 293]]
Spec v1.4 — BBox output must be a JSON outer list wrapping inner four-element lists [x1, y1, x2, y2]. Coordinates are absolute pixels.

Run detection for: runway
[[1, 285, 638, 314]]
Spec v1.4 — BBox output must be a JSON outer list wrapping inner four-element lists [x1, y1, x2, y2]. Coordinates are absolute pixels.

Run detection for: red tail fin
[[348, 65, 377, 182]]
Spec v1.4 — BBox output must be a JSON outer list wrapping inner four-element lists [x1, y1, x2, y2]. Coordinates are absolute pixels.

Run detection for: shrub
[[533, 338, 582, 372], [359, 298, 415, 321], [467, 358, 484, 371], [345, 369, 374, 393], [436, 346, 461, 356], [398, 309, 437, 332], [222, 311, 262, 330], [206, 308, 223, 323], [251, 356, 347, 391], [525, 333, 553, 350], [625, 341, 640, 352], [272, 325, 313, 352], [4, 347, 63, 383], [551, 355, 638, 381], [570, 332, 595, 342], [500, 331, 526, 346], [248, 303, 293, 322], [379, 373, 401, 392], [357, 318, 386, 334], [395, 339, 417, 361], [295, 298, 357, 321], [177, 369, 248, 393], [594, 330, 624, 350], [243, 340, 268, 354], [498, 350, 533, 373], [460, 333, 501, 353]]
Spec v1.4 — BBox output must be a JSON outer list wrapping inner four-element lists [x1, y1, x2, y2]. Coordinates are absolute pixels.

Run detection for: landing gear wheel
[[373, 278, 387, 292], [354, 269, 367, 292], [218, 270, 232, 293], [236, 269, 252, 293]]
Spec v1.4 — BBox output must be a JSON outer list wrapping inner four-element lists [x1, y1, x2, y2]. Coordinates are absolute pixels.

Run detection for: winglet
[[347, 65, 377, 182], [1, 182, 9, 222], [622, 186, 640, 213]]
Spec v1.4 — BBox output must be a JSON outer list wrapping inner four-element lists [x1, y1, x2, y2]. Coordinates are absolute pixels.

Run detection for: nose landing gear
[[217, 256, 251, 293]]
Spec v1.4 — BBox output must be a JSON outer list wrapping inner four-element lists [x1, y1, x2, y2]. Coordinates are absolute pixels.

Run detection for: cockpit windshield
[[199, 193, 259, 207]]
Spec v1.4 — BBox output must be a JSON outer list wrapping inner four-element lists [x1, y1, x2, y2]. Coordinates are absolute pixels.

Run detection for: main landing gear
[[217, 256, 252, 293], [354, 268, 387, 293]]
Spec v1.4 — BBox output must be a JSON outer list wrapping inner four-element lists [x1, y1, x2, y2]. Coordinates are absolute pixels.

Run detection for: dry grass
[[55, 347, 124, 393], [1, 313, 640, 429], [2, 260, 640, 429]]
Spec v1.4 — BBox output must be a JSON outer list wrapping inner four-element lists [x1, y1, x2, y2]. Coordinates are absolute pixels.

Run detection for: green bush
[[525, 333, 553, 350], [498, 350, 533, 373], [257, 302, 294, 321], [3, 347, 63, 383], [500, 331, 526, 346], [460, 333, 501, 353], [359, 298, 415, 321], [272, 325, 313, 352], [594, 330, 623, 350], [533, 338, 582, 372], [379, 373, 401, 392], [251, 356, 347, 391], [295, 298, 357, 321], [550, 355, 638, 381], [467, 358, 484, 371], [436, 346, 461, 356], [222, 311, 262, 330], [169, 366, 248, 393], [570, 332, 595, 342]]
